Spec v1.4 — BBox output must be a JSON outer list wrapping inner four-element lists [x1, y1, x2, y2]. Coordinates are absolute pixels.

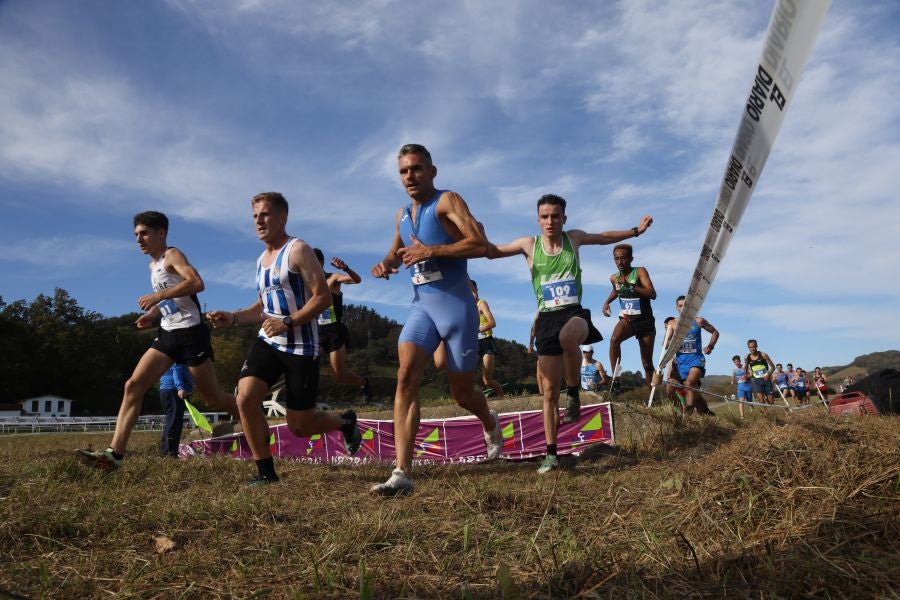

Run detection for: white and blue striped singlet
[[256, 238, 318, 357], [150, 249, 202, 331]]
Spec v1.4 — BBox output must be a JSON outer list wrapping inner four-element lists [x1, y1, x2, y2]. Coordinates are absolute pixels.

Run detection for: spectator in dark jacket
[[159, 364, 192, 456]]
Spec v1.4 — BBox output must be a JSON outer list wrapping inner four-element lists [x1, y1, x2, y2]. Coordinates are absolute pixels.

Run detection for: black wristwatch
[[631, 226, 640, 237], [282, 316, 293, 328]]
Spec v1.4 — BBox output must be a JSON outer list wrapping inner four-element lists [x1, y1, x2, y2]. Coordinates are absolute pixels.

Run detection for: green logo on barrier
[[307, 434, 323, 455], [574, 412, 605, 446], [502, 422, 516, 450], [416, 427, 441, 457]]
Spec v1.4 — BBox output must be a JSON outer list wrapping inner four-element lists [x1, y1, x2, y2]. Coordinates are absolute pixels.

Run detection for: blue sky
[[1, 1, 898, 377]]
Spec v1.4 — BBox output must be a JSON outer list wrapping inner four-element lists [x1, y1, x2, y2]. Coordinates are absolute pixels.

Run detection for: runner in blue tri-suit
[[369, 144, 501, 497], [666, 295, 719, 415]]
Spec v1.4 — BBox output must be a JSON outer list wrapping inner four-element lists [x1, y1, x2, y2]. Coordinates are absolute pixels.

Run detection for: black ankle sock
[[547, 443, 557, 457], [340, 411, 357, 436], [566, 386, 579, 398], [255, 457, 278, 480], [111, 450, 124, 460]]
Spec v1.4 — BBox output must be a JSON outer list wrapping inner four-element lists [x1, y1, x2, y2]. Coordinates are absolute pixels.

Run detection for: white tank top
[[150, 250, 202, 330], [256, 238, 319, 356]]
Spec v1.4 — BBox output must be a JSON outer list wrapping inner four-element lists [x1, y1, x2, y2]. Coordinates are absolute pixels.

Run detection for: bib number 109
[[541, 279, 577, 306]]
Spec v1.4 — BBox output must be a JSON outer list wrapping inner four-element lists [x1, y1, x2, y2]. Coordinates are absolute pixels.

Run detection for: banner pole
[[774, 380, 793, 411]]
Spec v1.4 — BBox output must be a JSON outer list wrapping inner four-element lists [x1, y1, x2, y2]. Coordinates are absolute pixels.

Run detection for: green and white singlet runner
[[530, 232, 583, 312]]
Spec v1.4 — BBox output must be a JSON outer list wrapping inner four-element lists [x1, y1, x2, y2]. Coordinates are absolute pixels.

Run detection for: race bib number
[[411, 260, 443, 285], [678, 338, 697, 354], [317, 307, 335, 326], [618, 297, 641, 316], [751, 364, 769, 378], [158, 299, 183, 323], [541, 277, 577, 307]]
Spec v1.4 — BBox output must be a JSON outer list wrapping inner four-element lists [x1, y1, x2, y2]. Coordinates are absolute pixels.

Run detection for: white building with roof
[[21, 395, 72, 417]]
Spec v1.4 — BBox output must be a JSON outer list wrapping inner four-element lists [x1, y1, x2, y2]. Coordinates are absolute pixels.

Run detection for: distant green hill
[[705, 350, 900, 395], [822, 350, 900, 388]]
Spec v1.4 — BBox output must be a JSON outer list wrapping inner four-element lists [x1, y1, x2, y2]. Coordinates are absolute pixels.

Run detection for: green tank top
[[531, 232, 582, 312]]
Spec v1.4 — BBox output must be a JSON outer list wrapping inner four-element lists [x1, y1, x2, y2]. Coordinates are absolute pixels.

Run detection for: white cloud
[[200, 260, 257, 291], [0, 236, 131, 268]]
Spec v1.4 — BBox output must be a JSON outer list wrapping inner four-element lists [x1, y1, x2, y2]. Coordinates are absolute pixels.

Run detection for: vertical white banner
[[658, 0, 830, 372]]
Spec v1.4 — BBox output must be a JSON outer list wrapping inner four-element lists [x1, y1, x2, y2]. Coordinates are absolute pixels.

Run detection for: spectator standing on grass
[[207, 192, 362, 486], [159, 363, 192, 456], [77, 211, 240, 471]]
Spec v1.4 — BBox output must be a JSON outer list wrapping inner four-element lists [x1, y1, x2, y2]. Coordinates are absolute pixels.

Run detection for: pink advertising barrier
[[180, 403, 614, 465]]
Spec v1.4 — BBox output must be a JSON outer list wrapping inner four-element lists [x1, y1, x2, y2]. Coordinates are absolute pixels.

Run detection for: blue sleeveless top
[[399, 189, 468, 294], [677, 321, 703, 356]]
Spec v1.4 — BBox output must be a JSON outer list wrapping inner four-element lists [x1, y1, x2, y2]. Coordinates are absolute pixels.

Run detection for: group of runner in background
[[731, 347, 831, 417]]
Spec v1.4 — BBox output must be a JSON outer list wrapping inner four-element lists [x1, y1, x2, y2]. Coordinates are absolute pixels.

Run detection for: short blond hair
[[251, 192, 288, 215]]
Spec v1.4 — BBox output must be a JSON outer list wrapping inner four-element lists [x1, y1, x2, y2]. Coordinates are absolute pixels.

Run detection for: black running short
[[477, 337, 497, 357], [620, 315, 656, 339], [239, 338, 320, 411], [151, 323, 215, 366], [534, 305, 602, 356], [319, 322, 349, 354]]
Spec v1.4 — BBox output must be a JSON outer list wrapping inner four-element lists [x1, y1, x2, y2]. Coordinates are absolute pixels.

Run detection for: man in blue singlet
[[665, 295, 719, 415], [579, 345, 609, 392], [208, 193, 362, 485], [369, 144, 501, 496], [773, 363, 791, 403], [731, 355, 752, 419], [77, 211, 241, 470], [488, 194, 652, 473], [793, 368, 810, 405], [785, 363, 797, 401]]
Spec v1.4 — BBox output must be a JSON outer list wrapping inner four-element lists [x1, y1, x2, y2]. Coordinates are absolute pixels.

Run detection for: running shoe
[[247, 474, 279, 487], [565, 391, 581, 423], [537, 454, 559, 474], [76, 447, 123, 471], [341, 410, 363, 455], [369, 468, 414, 496], [484, 410, 502, 460]]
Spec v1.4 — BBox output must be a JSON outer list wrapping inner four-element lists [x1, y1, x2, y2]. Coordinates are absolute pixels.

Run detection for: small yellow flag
[[185, 400, 212, 434]]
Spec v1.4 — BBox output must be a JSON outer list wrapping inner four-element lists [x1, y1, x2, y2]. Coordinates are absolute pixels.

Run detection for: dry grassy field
[[1, 397, 898, 599]]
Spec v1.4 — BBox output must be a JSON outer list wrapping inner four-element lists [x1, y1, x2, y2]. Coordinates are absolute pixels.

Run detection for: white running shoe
[[537, 454, 559, 474], [369, 468, 414, 497], [484, 410, 502, 460]]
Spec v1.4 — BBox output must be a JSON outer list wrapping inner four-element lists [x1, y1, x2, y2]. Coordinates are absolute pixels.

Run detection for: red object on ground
[[828, 391, 881, 416]]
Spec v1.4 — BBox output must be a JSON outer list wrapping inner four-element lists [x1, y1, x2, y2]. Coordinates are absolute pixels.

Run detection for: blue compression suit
[[397, 190, 478, 372]]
